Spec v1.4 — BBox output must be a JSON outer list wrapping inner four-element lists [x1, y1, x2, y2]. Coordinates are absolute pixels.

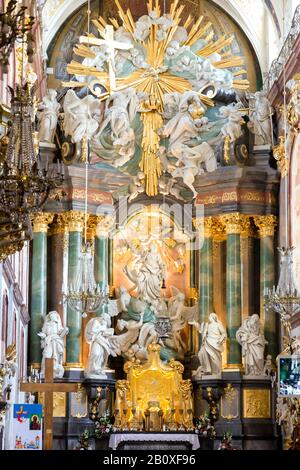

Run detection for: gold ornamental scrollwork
[[221, 383, 239, 420], [253, 215, 278, 238], [63, 210, 86, 232], [223, 135, 231, 164], [115, 343, 194, 432], [95, 215, 115, 238], [273, 136, 288, 178], [218, 213, 246, 235], [31, 213, 54, 233], [49, 214, 67, 236]]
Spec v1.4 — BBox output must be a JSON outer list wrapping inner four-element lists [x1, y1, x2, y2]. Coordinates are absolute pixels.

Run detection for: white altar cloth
[[109, 433, 200, 450]]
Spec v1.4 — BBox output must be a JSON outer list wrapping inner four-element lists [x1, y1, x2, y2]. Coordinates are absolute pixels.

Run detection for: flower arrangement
[[74, 414, 115, 450], [74, 429, 92, 450], [194, 413, 216, 439], [94, 413, 114, 439], [218, 431, 235, 450]]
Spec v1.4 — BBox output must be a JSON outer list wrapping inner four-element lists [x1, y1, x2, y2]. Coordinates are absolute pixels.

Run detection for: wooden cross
[[20, 358, 79, 450], [79, 25, 133, 91]]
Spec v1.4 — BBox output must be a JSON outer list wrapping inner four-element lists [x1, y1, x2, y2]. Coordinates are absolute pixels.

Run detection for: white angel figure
[[138, 322, 159, 349], [93, 88, 139, 167], [106, 285, 131, 324], [63, 90, 101, 143], [166, 286, 198, 352], [219, 102, 245, 142], [115, 311, 145, 354], [84, 316, 120, 378], [171, 142, 217, 197]]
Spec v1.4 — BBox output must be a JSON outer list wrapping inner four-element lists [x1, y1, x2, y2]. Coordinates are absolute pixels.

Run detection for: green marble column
[[222, 214, 244, 367], [194, 217, 214, 322], [65, 211, 85, 367], [30, 213, 53, 366], [254, 215, 278, 360], [95, 235, 108, 287], [94, 216, 113, 316], [199, 217, 213, 322], [49, 215, 66, 317]]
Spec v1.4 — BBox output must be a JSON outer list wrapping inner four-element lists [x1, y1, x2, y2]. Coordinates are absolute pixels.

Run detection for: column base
[[223, 364, 244, 372]]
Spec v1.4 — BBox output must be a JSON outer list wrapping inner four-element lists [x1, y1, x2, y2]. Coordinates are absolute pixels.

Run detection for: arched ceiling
[[41, 0, 282, 76]]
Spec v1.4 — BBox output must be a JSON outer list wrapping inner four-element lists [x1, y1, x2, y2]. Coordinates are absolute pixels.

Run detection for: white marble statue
[[37, 89, 60, 143], [246, 91, 273, 145], [93, 87, 139, 167], [38, 311, 69, 379], [128, 172, 145, 202], [84, 316, 120, 378], [138, 321, 159, 349], [63, 89, 101, 143], [106, 285, 131, 325], [115, 312, 145, 353], [162, 91, 208, 152], [264, 354, 273, 376], [124, 242, 166, 314], [171, 141, 217, 198], [219, 102, 244, 142], [190, 313, 227, 376], [236, 314, 268, 376], [165, 286, 198, 353]]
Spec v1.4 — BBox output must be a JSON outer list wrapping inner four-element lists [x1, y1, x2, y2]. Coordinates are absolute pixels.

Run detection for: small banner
[[13, 404, 43, 450]]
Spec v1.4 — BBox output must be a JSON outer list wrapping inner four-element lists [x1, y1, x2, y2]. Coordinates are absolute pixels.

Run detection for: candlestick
[[171, 391, 175, 409]]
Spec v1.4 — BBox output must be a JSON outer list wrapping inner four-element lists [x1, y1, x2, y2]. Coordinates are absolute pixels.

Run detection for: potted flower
[[74, 429, 92, 450], [218, 431, 235, 450], [94, 413, 114, 450], [194, 413, 216, 450]]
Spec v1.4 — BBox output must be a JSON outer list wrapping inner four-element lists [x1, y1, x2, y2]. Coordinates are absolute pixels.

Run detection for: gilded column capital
[[218, 213, 245, 235], [49, 214, 67, 236], [211, 217, 226, 241], [253, 215, 278, 238], [96, 215, 115, 237], [31, 213, 54, 233], [64, 210, 86, 232], [239, 215, 254, 238], [193, 217, 214, 237], [87, 215, 101, 239]]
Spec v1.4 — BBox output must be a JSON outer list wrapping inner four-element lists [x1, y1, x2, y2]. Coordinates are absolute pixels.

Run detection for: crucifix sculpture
[[79, 24, 133, 91], [20, 358, 80, 450]]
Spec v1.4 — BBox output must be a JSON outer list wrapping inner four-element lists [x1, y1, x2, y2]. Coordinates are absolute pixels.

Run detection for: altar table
[[109, 433, 200, 450]]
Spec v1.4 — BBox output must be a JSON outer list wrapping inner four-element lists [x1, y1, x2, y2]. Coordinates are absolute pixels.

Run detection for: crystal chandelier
[[264, 247, 300, 335], [0, 83, 64, 224], [0, 0, 34, 73], [63, 241, 108, 318]]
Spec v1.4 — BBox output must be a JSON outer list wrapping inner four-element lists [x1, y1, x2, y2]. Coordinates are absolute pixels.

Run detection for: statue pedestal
[[193, 374, 278, 450]]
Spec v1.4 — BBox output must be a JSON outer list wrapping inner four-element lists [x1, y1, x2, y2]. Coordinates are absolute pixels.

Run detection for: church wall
[[0, 245, 30, 449]]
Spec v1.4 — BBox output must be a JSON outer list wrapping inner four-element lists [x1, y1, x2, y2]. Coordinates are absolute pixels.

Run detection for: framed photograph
[[278, 356, 300, 397]]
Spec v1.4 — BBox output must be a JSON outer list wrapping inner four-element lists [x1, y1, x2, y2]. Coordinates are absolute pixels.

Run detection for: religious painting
[[112, 206, 191, 299], [12, 404, 43, 450]]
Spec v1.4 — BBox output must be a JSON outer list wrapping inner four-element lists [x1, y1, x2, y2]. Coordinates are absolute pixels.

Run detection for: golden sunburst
[[63, 0, 249, 196]]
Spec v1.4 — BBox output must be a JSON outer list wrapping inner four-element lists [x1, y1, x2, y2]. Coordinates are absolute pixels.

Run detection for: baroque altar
[[114, 343, 194, 432]]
